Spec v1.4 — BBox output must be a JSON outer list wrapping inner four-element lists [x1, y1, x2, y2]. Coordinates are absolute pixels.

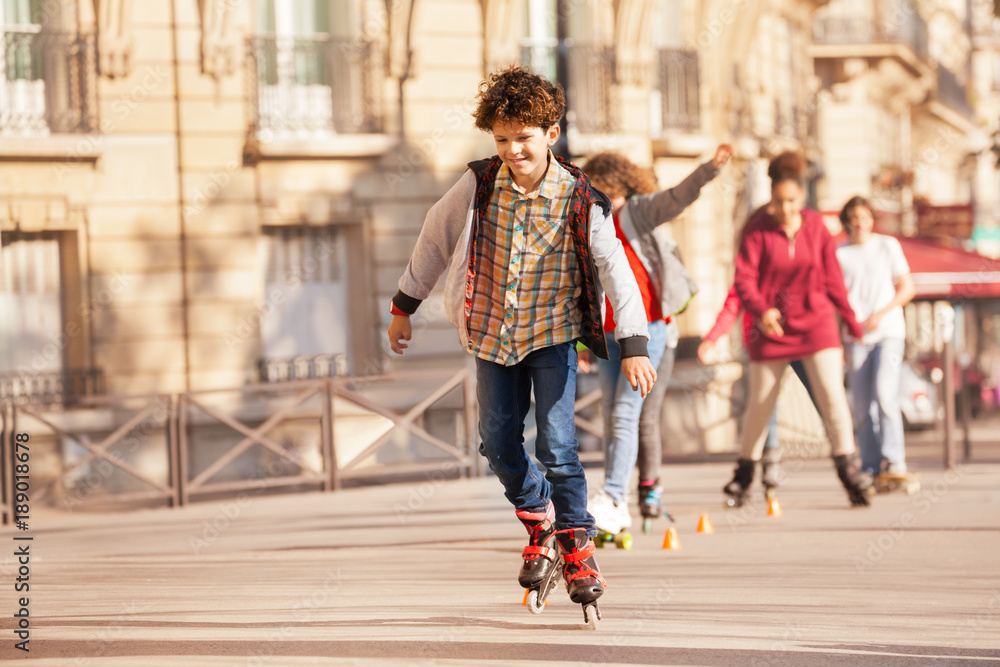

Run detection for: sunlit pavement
[[2, 443, 999, 666]]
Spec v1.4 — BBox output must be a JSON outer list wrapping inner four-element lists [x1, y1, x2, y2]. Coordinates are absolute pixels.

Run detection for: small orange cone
[[696, 513, 714, 534], [662, 526, 681, 550], [767, 497, 783, 517]]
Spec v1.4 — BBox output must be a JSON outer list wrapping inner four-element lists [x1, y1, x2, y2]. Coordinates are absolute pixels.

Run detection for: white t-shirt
[[836, 234, 910, 343]]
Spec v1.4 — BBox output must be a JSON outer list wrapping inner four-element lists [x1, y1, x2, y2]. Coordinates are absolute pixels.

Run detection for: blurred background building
[[3, 0, 1000, 462]]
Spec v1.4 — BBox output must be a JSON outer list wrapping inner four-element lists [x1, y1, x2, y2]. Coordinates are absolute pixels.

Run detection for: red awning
[[894, 236, 1000, 299]]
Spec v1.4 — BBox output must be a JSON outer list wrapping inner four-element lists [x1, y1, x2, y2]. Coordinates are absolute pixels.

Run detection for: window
[[0, 0, 98, 136], [653, 0, 700, 133], [249, 0, 384, 137], [259, 226, 350, 379], [1, 231, 62, 373], [1, 0, 45, 134], [518, 0, 618, 135]]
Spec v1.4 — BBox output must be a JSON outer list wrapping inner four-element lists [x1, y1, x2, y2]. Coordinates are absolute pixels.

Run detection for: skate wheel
[[725, 497, 742, 508], [642, 517, 652, 535], [615, 532, 633, 550], [526, 589, 545, 615], [582, 602, 601, 630], [905, 481, 920, 495]]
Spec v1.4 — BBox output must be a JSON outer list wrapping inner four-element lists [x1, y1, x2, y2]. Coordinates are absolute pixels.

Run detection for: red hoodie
[[734, 207, 863, 362]]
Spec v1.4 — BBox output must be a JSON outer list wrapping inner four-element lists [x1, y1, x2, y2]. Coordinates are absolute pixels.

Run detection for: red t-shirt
[[734, 207, 863, 361], [604, 214, 662, 332]]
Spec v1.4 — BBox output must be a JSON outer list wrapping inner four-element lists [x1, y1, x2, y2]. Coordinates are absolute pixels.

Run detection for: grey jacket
[[615, 160, 719, 320], [395, 168, 650, 356]]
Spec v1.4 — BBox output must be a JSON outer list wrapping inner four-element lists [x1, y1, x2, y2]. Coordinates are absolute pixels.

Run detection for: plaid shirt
[[467, 154, 581, 365]]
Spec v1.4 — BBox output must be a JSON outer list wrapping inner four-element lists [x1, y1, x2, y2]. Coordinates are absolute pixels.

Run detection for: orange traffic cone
[[767, 497, 783, 517], [662, 526, 681, 550], [696, 513, 715, 534]]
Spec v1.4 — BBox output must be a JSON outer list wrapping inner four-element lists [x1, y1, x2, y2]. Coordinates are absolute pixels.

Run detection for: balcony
[[813, 0, 930, 65], [520, 43, 619, 135], [656, 48, 700, 133], [246, 35, 384, 139], [0, 30, 98, 136]]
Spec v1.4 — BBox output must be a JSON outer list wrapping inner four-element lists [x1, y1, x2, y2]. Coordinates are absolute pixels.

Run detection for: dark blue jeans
[[476, 342, 593, 534]]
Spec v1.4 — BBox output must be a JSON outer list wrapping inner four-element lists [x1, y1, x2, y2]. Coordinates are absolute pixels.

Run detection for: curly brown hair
[[581, 152, 659, 200], [473, 66, 565, 132]]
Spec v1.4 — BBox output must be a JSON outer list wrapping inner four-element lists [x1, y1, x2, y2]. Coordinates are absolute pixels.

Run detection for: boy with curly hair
[[387, 66, 656, 606]]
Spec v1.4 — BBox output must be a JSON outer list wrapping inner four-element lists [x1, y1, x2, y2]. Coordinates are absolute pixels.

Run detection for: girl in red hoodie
[[723, 152, 873, 507]]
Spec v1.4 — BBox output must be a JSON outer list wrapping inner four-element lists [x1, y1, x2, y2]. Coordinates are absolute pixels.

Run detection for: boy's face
[[491, 121, 560, 189]]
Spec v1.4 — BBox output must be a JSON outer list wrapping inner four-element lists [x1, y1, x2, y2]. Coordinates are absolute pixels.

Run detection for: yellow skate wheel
[[615, 532, 633, 550]]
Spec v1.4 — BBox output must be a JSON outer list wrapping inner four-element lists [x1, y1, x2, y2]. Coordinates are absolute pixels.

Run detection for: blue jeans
[[476, 342, 593, 533], [846, 337, 906, 474], [597, 320, 667, 504]]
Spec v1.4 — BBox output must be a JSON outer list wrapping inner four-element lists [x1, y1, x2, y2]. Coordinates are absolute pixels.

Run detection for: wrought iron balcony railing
[[246, 35, 384, 137], [259, 354, 348, 383], [657, 48, 700, 133], [0, 29, 98, 135], [520, 42, 619, 135], [813, 0, 929, 61]]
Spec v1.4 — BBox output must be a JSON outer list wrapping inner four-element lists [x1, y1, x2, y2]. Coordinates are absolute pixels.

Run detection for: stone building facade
[[2, 0, 996, 454]]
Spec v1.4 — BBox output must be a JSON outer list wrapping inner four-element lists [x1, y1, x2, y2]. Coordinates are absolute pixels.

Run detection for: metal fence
[[0, 30, 98, 135], [0, 368, 479, 522], [246, 34, 384, 137]]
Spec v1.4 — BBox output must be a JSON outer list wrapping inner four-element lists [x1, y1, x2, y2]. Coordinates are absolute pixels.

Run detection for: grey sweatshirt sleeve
[[627, 161, 719, 234], [393, 170, 477, 314], [588, 204, 650, 358]]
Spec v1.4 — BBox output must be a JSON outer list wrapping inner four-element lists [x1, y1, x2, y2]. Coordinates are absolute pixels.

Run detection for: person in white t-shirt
[[836, 196, 916, 476]]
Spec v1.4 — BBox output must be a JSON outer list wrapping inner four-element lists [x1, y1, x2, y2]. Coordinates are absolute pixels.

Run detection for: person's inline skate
[[587, 489, 632, 549], [638, 479, 673, 534], [723, 458, 755, 507], [515, 501, 557, 588], [554, 527, 605, 629], [833, 452, 874, 507], [760, 449, 781, 501]]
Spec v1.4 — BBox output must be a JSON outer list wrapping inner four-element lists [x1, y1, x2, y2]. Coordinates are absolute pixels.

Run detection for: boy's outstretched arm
[[628, 143, 734, 231]]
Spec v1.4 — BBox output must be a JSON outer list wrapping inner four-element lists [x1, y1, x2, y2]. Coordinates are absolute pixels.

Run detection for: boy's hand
[[388, 314, 412, 355], [577, 348, 595, 374], [621, 356, 657, 398], [712, 144, 735, 169]]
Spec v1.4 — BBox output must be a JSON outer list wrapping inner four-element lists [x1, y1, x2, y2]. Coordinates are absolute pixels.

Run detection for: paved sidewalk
[[1, 458, 999, 666]]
